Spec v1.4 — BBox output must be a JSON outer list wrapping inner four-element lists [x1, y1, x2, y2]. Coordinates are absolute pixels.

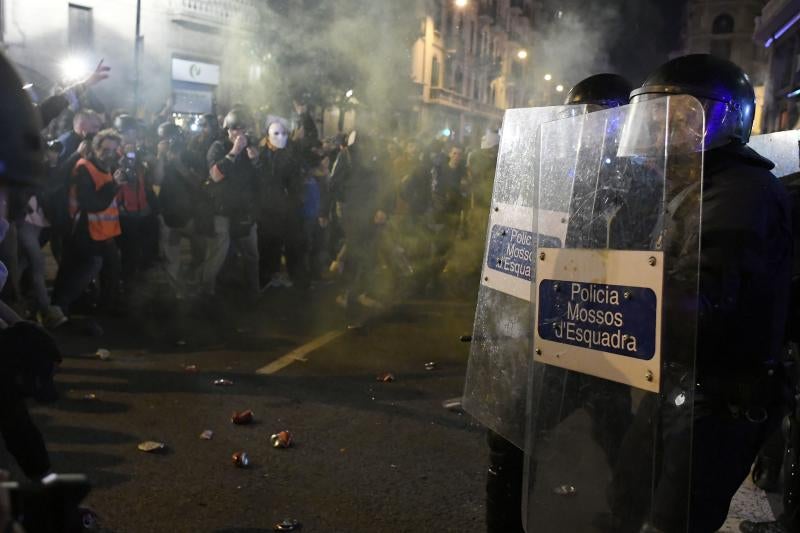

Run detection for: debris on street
[[270, 430, 293, 448], [137, 441, 166, 453], [232, 451, 250, 467], [376, 372, 395, 382], [231, 410, 254, 425]]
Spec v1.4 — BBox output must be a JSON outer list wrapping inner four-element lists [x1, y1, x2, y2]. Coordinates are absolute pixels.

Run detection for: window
[[431, 57, 441, 87], [455, 66, 464, 93], [69, 4, 93, 52], [712, 14, 734, 34]]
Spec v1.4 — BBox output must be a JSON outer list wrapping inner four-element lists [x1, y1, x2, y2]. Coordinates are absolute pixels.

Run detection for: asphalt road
[[0, 284, 487, 533]]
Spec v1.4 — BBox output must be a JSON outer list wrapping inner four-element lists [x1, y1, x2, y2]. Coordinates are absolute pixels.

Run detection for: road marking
[[256, 330, 346, 375]]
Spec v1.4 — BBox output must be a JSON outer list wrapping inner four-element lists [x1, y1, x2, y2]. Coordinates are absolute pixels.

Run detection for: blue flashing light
[[766, 11, 800, 48], [441, 128, 452, 137], [787, 88, 800, 98]]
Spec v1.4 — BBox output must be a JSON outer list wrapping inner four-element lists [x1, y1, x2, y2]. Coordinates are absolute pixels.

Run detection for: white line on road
[[255, 330, 346, 375]]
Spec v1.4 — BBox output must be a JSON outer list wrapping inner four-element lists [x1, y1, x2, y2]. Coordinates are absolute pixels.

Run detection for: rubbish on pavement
[[232, 451, 250, 467], [83, 393, 98, 401], [200, 430, 214, 440], [137, 441, 166, 453], [274, 518, 302, 531], [185, 364, 199, 372], [442, 397, 464, 412], [376, 372, 395, 382], [95, 349, 111, 361], [231, 410, 254, 425], [270, 430, 293, 449], [213, 379, 234, 386], [424, 362, 438, 371], [553, 485, 577, 497]]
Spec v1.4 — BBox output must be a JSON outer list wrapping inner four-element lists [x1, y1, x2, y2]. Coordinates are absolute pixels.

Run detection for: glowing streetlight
[[544, 73, 552, 81], [345, 89, 354, 98], [455, 0, 468, 7], [517, 49, 528, 60], [60, 56, 90, 82], [555, 84, 564, 93]]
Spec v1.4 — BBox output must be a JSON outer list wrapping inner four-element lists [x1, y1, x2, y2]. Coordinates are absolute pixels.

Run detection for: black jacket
[[205, 140, 260, 220], [695, 144, 792, 380], [254, 144, 303, 222]]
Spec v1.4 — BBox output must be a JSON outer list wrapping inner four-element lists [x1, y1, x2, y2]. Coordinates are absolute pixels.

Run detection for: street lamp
[[455, 0, 468, 7], [555, 84, 564, 93], [60, 56, 90, 82], [517, 49, 528, 60], [544, 73, 552, 81]]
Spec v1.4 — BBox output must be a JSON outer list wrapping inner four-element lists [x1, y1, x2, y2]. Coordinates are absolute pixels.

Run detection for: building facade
[[683, 0, 768, 81], [754, 0, 800, 132], [1, 0, 264, 118], [409, 0, 536, 144]]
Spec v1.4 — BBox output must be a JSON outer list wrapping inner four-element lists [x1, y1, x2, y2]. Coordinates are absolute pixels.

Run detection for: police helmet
[[157, 121, 183, 141], [222, 109, 253, 131], [113, 114, 138, 134], [630, 54, 756, 145], [0, 51, 44, 188], [565, 74, 633, 108]]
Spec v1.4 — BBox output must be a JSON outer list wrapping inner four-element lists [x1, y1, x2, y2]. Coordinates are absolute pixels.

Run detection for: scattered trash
[[83, 393, 98, 401], [553, 485, 577, 497], [424, 362, 438, 371], [199, 430, 214, 440], [185, 365, 199, 372], [376, 372, 395, 383], [77, 507, 98, 529], [274, 518, 302, 531], [270, 430, 293, 449], [232, 451, 250, 467], [442, 397, 464, 412], [213, 379, 234, 386], [231, 410, 254, 425], [95, 349, 111, 361], [176, 340, 187, 346], [137, 441, 166, 453]]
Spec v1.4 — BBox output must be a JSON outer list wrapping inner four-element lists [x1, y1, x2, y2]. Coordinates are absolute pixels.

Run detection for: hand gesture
[[81, 59, 111, 88], [246, 146, 259, 160], [231, 134, 248, 156]]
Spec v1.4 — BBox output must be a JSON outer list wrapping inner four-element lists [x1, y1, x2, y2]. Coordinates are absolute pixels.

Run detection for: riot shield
[[749, 129, 800, 178], [524, 95, 705, 532], [462, 105, 589, 448]]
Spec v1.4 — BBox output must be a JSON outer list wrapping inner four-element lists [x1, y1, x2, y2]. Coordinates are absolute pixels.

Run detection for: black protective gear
[[222, 109, 253, 131], [564, 73, 633, 108], [630, 54, 756, 145], [0, 51, 44, 188], [113, 114, 138, 134]]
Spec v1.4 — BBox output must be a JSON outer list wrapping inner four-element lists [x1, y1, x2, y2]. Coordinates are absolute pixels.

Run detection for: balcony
[[428, 87, 502, 118], [167, 0, 262, 34]]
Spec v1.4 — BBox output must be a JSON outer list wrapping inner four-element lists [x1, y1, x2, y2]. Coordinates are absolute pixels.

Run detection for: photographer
[[52, 129, 123, 317], [114, 115, 157, 296], [202, 109, 260, 299], [157, 122, 207, 299]]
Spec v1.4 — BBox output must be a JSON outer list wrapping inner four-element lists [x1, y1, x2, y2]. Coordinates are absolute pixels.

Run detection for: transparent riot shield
[[524, 95, 705, 532], [749, 129, 800, 178], [462, 105, 589, 448]]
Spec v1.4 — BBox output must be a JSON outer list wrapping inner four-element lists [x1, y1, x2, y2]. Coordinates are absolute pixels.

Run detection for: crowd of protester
[[0, 64, 501, 332]]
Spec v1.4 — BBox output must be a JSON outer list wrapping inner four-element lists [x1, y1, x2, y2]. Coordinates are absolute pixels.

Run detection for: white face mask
[[268, 123, 288, 149]]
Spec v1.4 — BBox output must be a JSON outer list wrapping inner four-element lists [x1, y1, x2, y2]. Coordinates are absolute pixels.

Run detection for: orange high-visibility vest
[[69, 158, 122, 241]]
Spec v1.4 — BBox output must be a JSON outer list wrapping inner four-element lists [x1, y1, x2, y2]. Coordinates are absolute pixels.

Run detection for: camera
[[118, 150, 138, 182], [46, 139, 63, 153], [2, 473, 94, 533]]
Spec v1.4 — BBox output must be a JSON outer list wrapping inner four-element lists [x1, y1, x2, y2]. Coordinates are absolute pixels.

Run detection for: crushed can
[[95, 349, 111, 361], [137, 441, 166, 453], [214, 378, 234, 386], [83, 393, 98, 401], [199, 430, 214, 440], [274, 518, 302, 531], [270, 430, 293, 449], [185, 364, 199, 372], [231, 410, 254, 425], [232, 451, 250, 467], [376, 372, 395, 383], [424, 362, 438, 371], [553, 484, 577, 497]]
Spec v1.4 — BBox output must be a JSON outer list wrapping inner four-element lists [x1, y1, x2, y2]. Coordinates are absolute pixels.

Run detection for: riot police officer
[[486, 73, 634, 533], [613, 54, 792, 533]]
